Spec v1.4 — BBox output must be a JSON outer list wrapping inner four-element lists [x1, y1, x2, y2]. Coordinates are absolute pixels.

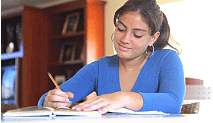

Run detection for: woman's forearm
[[72, 91, 144, 114], [120, 92, 144, 111]]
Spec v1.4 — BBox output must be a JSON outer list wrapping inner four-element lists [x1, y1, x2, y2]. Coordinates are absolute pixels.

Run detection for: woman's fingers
[[78, 97, 101, 107], [72, 97, 99, 110], [73, 96, 109, 112], [72, 92, 127, 114], [49, 89, 68, 98], [49, 89, 74, 100], [47, 94, 70, 103], [98, 105, 111, 114], [44, 89, 74, 108], [84, 101, 109, 112], [65, 92, 74, 99], [47, 89, 69, 102], [47, 101, 71, 109]]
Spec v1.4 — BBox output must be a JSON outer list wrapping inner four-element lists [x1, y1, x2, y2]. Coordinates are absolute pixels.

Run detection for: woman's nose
[[120, 31, 131, 44]]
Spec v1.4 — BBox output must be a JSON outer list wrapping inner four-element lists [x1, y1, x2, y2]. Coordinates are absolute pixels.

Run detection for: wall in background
[[104, 0, 126, 56], [161, 0, 213, 87]]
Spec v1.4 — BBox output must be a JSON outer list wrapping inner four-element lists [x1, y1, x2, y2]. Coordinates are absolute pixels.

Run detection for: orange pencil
[[48, 72, 62, 91]]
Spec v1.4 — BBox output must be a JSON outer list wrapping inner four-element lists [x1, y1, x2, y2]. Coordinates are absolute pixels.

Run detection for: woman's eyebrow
[[118, 20, 127, 28], [118, 20, 147, 32], [133, 28, 147, 32]]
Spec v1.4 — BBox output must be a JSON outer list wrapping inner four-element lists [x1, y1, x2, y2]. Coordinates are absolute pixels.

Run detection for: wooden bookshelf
[[1, 52, 23, 60], [51, 31, 85, 40], [1, 6, 23, 112], [49, 60, 84, 66], [1, 0, 106, 109]]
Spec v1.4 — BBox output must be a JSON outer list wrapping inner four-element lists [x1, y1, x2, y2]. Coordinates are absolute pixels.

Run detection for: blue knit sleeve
[[139, 51, 185, 114], [37, 61, 98, 107]]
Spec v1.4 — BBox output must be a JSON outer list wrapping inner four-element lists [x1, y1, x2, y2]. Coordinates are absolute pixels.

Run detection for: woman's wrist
[[119, 91, 143, 111]]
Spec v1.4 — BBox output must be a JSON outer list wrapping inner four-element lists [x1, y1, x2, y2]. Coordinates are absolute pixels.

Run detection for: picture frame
[[59, 42, 77, 62], [54, 75, 66, 85], [62, 12, 80, 35]]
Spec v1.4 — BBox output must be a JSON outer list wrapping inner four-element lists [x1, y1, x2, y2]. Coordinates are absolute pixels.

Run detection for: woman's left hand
[[72, 92, 127, 114]]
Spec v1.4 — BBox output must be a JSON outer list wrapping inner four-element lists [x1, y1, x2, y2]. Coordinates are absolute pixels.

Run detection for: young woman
[[38, 0, 185, 114]]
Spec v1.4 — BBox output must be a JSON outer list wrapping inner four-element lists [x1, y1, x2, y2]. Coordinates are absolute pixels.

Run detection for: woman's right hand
[[43, 89, 74, 108]]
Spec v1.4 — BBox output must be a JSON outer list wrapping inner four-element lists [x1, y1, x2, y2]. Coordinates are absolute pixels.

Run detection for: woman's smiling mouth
[[118, 43, 132, 52]]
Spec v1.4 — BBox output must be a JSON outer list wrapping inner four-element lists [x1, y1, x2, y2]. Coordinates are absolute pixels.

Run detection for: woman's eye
[[118, 27, 125, 32], [134, 34, 142, 38]]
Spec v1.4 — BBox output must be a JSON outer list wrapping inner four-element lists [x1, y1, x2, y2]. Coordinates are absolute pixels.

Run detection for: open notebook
[[3, 106, 167, 117], [3, 106, 101, 117]]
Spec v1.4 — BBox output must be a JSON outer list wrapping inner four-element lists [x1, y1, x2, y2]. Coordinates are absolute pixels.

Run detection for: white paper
[[109, 108, 168, 115]]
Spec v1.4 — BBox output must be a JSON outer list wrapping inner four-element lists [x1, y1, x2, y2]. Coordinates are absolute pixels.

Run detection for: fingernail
[[98, 109, 103, 114], [75, 107, 81, 111], [66, 98, 72, 104], [66, 98, 69, 102], [83, 108, 88, 111], [98, 108, 106, 114]]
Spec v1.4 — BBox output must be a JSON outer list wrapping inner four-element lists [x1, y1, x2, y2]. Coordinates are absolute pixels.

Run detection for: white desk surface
[[1, 113, 212, 123]]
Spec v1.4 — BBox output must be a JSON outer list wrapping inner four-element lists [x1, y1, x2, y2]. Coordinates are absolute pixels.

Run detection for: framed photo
[[59, 42, 77, 62], [54, 75, 66, 85], [62, 12, 80, 35]]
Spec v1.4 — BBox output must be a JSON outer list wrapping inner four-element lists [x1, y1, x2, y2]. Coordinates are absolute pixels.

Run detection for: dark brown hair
[[114, 0, 179, 53]]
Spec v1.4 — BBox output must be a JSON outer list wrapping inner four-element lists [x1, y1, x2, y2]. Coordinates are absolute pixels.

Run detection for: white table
[[2, 113, 211, 123]]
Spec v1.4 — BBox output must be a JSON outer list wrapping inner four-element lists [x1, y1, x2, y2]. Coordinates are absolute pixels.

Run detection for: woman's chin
[[117, 52, 132, 60]]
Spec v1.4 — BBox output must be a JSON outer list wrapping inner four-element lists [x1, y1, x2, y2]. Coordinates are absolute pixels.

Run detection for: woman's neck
[[119, 54, 148, 71]]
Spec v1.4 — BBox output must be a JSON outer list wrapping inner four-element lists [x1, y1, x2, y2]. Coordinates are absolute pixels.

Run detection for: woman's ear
[[149, 31, 160, 46]]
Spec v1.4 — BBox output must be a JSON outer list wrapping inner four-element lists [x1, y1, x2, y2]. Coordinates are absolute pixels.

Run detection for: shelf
[[49, 60, 84, 66], [51, 31, 85, 40], [1, 51, 23, 60], [1, 0, 105, 109]]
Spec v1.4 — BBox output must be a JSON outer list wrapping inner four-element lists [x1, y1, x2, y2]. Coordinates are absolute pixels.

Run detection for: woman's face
[[114, 12, 159, 60]]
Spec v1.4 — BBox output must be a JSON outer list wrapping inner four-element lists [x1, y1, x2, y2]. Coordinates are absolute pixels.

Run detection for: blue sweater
[[38, 49, 185, 114]]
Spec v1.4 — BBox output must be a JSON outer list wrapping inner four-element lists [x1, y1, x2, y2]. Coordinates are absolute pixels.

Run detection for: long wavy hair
[[114, 0, 180, 54]]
